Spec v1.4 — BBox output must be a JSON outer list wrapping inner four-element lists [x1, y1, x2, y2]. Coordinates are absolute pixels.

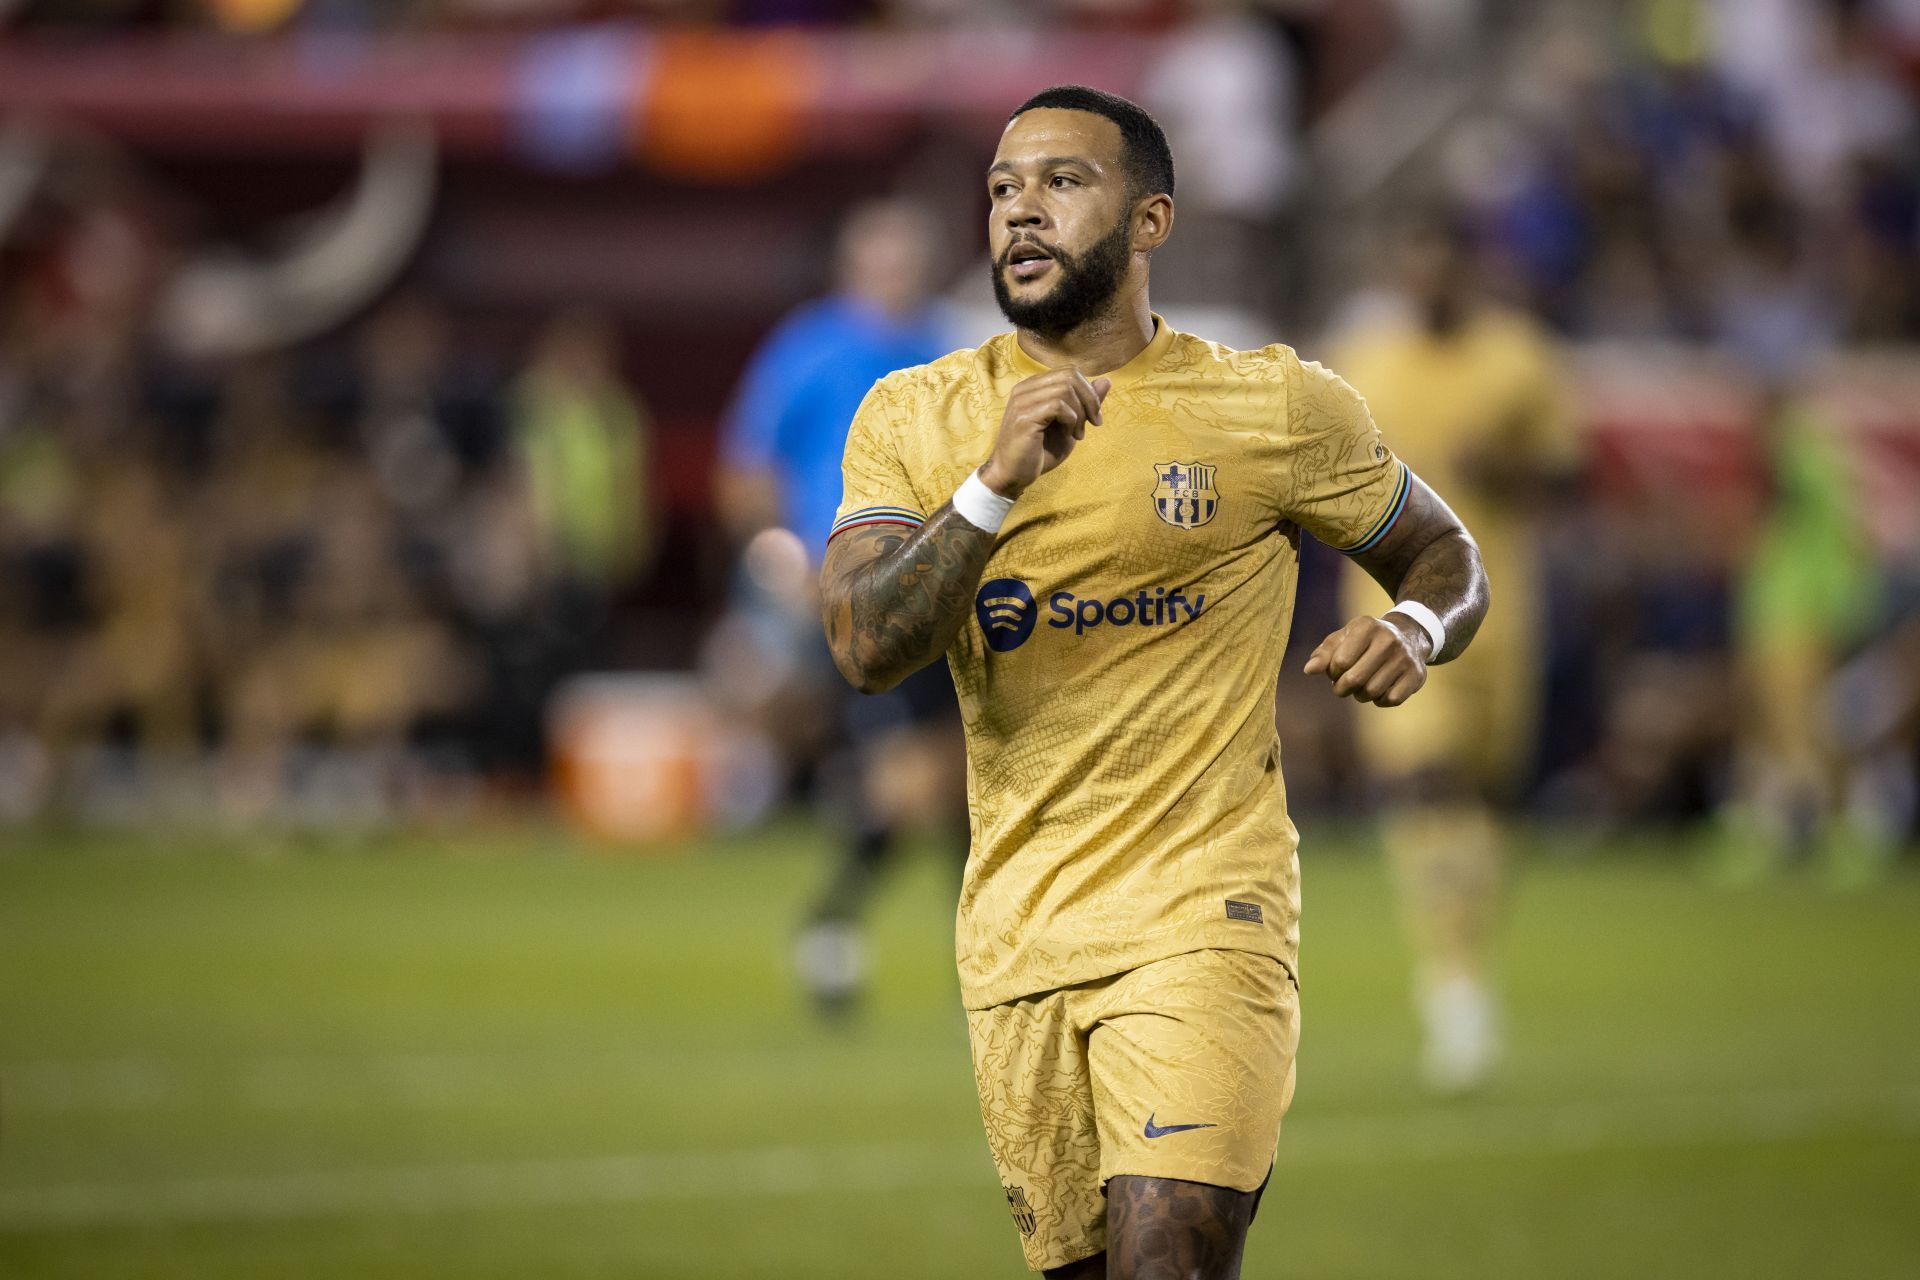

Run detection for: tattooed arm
[[1303, 472, 1489, 707], [820, 366, 1110, 694], [819, 511, 998, 694]]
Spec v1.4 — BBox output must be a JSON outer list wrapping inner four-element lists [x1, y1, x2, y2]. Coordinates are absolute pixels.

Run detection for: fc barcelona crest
[[1151, 461, 1219, 530], [1005, 1185, 1038, 1237]]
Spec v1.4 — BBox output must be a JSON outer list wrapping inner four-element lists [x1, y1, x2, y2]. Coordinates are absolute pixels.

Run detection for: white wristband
[[952, 469, 1017, 534], [1385, 600, 1445, 660]]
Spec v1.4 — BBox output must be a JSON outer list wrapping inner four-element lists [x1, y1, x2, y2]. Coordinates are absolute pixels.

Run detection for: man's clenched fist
[[978, 368, 1111, 499], [1304, 615, 1431, 707]]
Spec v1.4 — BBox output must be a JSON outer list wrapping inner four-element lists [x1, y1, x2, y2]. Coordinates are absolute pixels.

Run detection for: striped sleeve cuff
[[1334, 462, 1411, 556], [828, 505, 926, 542]]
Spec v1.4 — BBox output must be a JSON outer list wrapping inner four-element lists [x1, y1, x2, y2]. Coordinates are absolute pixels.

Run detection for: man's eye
[[991, 184, 1015, 198], [1050, 175, 1076, 188]]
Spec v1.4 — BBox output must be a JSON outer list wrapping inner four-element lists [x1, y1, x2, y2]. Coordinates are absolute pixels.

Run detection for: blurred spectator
[[36, 416, 198, 791], [510, 307, 655, 627], [352, 294, 481, 523], [0, 327, 82, 817], [219, 465, 471, 823], [1710, 0, 1916, 199], [1711, 196, 1838, 373], [1143, 0, 1302, 320]]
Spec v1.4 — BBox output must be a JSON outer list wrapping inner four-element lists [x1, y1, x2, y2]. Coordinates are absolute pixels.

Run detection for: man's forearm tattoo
[[1395, 529, 1487, 663], [824, 502, 996, 688]]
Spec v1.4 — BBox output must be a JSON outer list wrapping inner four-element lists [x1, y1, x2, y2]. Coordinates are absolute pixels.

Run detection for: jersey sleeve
[[1281, 357, 1411, 555], [828, 377, 928, 543]]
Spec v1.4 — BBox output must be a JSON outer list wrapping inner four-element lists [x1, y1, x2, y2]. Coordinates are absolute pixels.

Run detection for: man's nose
[[1003, 184, 1045, 228]]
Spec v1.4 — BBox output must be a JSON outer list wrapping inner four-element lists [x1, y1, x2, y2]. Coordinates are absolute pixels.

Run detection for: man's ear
[[1132, 193, 1174, 254]]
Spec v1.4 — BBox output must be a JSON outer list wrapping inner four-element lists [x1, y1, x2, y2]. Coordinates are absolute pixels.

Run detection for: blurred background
[[0, 1, 1916, 1277]]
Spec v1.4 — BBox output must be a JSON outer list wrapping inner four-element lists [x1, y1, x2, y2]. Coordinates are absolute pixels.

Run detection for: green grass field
[[1, 822, 1916, 1279]]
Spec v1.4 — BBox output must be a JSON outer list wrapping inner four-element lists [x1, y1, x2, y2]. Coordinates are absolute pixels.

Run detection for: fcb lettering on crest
[[1005, 1185, 1038, 1236], [1151, 461, 1219, 530]]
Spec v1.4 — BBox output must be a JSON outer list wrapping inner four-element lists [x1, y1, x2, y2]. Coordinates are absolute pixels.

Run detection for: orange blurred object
[[549, 675, 719, 848], [204, 0, 304, 33], [636, 31, 822, 181]]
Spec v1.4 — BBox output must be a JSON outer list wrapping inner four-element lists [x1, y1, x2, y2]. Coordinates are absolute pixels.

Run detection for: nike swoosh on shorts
[[1143, 1113, 1218, 1139]]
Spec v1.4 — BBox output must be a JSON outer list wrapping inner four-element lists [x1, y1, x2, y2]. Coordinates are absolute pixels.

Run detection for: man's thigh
[[967, 990, 1107, 1272], [1089, 949, 1299, 1194], [1105, 1174, 1259, 1279]]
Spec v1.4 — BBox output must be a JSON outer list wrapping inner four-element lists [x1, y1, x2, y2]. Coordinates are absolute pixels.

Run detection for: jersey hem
[[957, 939, 1298, 1012]]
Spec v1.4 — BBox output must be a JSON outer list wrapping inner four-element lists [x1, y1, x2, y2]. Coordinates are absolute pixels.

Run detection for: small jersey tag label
[[1225, 899, 1263, 923]]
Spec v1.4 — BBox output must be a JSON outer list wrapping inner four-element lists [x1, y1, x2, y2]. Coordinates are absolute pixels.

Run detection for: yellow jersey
[[832, 318, 1408, 1010], [1333, 308, 1575, 622], [1331, 309, 1574, 786]]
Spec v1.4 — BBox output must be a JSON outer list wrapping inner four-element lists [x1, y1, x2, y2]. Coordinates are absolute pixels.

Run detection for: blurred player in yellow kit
[[1333, 216, 1579, 1093], [821, 88, 1489, 1277]]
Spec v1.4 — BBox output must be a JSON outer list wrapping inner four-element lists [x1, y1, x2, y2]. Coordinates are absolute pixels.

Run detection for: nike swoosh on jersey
[[1143, 1113, 1218, 1139]]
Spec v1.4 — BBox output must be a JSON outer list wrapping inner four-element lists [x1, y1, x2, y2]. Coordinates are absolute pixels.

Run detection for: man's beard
[[991, 216, 1133, 340]]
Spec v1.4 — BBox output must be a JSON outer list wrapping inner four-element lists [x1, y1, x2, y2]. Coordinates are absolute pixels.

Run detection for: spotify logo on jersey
[[975, 578, 1039, 652], [975, 577, 1209, 653]]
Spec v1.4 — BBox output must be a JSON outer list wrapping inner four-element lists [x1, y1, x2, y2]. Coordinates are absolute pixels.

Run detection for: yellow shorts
[[965, 948, 1300, 1272]]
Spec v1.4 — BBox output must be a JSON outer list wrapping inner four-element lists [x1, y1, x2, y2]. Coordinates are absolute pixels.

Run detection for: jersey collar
[[1006, 313, 1175, 388]]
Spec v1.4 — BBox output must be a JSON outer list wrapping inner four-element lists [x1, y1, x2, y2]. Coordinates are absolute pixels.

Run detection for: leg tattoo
[[1105, 1175, 1256, 1280]]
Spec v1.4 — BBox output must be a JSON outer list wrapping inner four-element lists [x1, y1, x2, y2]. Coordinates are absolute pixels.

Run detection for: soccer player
[[1722, 388, 1883, 886], [1332, 215, 1579, 1091], [715, 198, 965, 1017], [819, 87, 1488, 1277]]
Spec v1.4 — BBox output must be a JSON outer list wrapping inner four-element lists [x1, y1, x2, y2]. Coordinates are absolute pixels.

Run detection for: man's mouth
[[1006, 242, 1055, 283]]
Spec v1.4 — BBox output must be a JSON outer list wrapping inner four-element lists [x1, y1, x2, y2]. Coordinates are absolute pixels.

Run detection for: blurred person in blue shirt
[[710, 197, 964, 1020], [717, 200, 956, 559]]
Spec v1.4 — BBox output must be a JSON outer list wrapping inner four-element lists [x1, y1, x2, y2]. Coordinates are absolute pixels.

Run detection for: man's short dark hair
[[1009, 85, 1175, 202]]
